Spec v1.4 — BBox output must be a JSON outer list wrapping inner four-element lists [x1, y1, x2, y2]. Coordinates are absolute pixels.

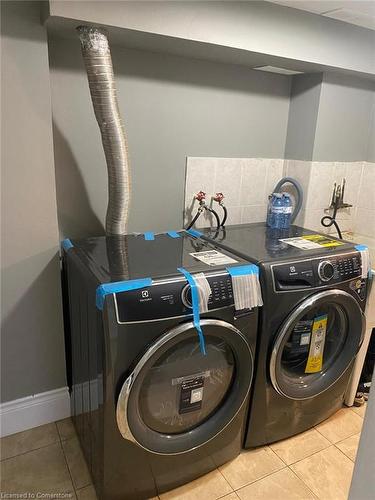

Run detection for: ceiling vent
[[253, 66, 304, 75]]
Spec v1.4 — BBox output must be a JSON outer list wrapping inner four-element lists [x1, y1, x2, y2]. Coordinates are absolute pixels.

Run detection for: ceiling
[[268, 0, 375, 30]]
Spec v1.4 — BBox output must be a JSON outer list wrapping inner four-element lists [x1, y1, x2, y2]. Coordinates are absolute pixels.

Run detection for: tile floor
[[0, 405, 366, 500]]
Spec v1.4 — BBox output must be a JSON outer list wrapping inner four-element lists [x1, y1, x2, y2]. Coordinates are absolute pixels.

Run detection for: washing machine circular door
[[116, 319, 253, 455], [270, 289, 365, 400]]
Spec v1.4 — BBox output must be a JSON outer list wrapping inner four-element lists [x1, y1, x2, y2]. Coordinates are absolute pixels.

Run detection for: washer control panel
[[273, 251, 362, 291], [115, 271, 234, 322], [183, 275, 234, 308]]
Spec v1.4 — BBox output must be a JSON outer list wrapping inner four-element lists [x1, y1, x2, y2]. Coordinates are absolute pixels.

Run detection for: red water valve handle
[[213, 192, 224, 203], [195, 191, 206, 202]]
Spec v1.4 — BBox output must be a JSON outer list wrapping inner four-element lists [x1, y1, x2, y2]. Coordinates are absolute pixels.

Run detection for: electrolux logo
[[140, 289, 152, 303]]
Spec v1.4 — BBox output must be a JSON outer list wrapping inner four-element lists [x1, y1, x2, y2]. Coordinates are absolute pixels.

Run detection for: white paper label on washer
[[300, 332, 311, 346], [279, 237, 322, 250], [190, 250, 238, 266]]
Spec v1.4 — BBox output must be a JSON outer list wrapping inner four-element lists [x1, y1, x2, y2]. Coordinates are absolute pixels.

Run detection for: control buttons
[[318, 260, 335, 282], [182, 276, 233, 309]]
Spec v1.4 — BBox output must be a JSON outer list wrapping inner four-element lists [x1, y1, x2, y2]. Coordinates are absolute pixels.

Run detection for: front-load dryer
[[201, 223, 368, 447], [61, 231, 259, 498]]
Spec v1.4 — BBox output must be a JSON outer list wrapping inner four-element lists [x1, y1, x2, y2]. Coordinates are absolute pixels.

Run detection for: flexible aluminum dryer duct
[[77, 26, 131, 235]]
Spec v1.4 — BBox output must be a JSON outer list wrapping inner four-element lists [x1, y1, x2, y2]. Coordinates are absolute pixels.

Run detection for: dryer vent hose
[[77, 26, 131, 236]]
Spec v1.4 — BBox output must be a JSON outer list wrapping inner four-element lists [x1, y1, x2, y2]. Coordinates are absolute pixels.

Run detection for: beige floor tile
[[315, 408, 363, 443], [270, 428, 330, 465], [351, 403, 367, 418], [76, 485, 97, 500], [0, 442, 74, 495], [57, 418, 76, 441], [336, 433, 361, 461], [159, 469, 232, 500], [62, 437, 91, 489], [236, 467, 316, 500], [0, 423, 59, 461], [220, 494, 239, 500], [218, 447, 284, 490], [291, 445, 354, 500]]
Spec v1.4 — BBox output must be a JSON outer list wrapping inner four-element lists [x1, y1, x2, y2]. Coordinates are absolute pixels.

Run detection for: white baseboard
[[0, 387, 71, 437]]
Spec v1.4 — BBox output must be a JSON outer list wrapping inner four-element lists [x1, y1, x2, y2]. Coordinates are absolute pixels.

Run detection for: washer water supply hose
[[186, 192, 221, 232], [220, 205, 228, 227], [186, 207, 204, 230], [77, 26, 131, 236], [273, 177, 303, 223], [213, 193, 228, 227], [206, 207, 221, 229], [321, 215, 343, 239]]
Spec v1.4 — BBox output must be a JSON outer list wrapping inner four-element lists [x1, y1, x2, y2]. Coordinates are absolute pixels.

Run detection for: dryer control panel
[[115, 271, 235, 323], [273, 252, 362, 292]]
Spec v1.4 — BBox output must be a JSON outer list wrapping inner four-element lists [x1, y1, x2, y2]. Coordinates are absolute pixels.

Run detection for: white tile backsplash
[[214, 158, 242, 207], [185, 157, 283, 226], [306, 162, 335, 210], [184, 158, 374, 238], [241, 205, 267, 224], [343, 162, 363, 207], [355, 208, 375, 237], [358, 162, 375, 211], [240, 158, 268, 206]]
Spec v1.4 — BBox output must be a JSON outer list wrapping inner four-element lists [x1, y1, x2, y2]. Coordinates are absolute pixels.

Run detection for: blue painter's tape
[[227, 264, 259, 276], [144, 232, 155, 241], [62, 239, 73, 251], [177, 267, 206, 356], [96, 278, 152, 310], [167, 231, 181, 239], [186, 229, 203, 238], [355, 244, 368, 252]]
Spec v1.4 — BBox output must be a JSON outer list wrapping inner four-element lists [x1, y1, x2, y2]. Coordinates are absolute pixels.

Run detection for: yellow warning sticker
[[305, 314, 328, 373], [302, 235, 344, 247]]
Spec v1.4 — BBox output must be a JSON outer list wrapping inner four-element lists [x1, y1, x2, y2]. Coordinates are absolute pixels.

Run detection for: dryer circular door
[[270, 290, 365, 400], [116, 319, 253, 454]]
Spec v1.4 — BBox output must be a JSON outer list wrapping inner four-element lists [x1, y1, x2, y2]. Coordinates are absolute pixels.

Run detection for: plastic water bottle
[[270, 193, 284, 229], [266, 194, 274, 227], [281, 193, 293, 229]]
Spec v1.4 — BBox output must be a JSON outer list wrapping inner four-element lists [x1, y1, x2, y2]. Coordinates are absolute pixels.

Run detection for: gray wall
[[285, 73, 322, 161], [313, 73, 375, 162], [1, 2, 66, 402], [285, 72, 375, 163], [48, 38, 291, 236]]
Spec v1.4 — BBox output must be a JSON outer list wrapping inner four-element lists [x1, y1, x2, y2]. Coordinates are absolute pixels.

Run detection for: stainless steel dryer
[[62, 232, 259, 498]]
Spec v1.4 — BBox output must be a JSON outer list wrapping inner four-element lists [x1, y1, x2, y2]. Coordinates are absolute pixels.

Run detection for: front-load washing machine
[[201, 223, 368, 447], [61, 231, 259, 498]]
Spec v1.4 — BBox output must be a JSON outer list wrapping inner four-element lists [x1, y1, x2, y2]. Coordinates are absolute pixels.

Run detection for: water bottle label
[[283, 207, 293, 214], [272, 207, 284, 214]]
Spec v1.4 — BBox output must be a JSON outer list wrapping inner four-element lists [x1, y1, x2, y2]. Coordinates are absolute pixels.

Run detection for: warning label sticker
[[190, 250, 238, 266], [280, 234, 344, 250], [305, 314, 328, 373]]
